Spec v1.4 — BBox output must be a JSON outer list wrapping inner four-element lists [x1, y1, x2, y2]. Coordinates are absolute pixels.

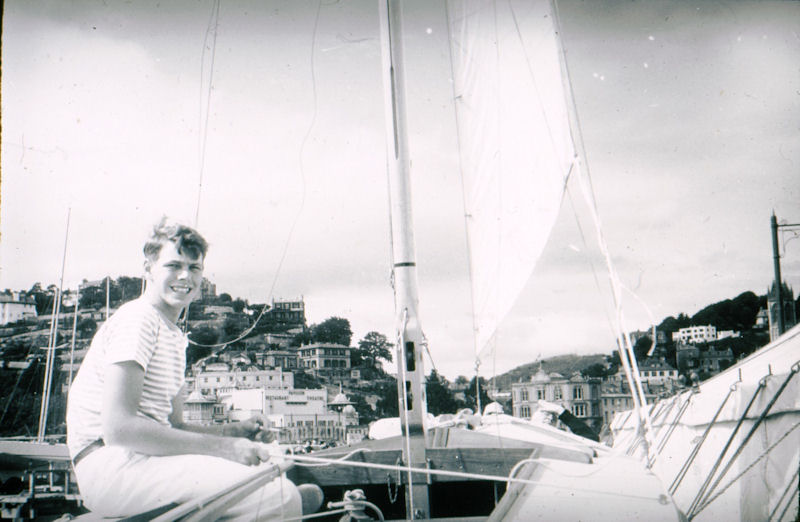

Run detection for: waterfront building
[[194, 362, 293, 396], [223, 387, 359, 444], [511, 367, 603, 433]]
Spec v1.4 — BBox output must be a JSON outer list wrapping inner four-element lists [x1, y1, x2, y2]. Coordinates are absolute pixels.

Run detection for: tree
[[633, 336, 652, 361], [357, 331, 393, 366], [217, 293, 232, 304], [375, 379, 399, 418], [581, 363, 608, 378], [76, 317, 98, 338], [310, 317, 352, 346], [425, 369, 458, 415], [462, 376, 491, 413], [186, 325, 218, 367], [232, 298, 247, 313]]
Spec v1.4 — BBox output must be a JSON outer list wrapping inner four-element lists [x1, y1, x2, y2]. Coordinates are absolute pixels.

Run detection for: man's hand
[[224, 438, 273, 466], [224, 415, 276, 442]]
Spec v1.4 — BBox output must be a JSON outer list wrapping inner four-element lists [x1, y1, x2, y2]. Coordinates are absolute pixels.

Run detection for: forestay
[[446, 0, 576, 356]]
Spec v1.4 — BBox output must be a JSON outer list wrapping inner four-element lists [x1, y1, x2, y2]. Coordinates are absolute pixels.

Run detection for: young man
[[67, 218, 312, 520]]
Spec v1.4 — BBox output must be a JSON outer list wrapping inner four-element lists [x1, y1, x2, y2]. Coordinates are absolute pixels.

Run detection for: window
[[573, 403, 586, 417], [520, 389, 529, 401], [573, 386, 583, 400], [536, 388, 545, 400], [554, 387, 562, 400], [521, 405, 531, 418]]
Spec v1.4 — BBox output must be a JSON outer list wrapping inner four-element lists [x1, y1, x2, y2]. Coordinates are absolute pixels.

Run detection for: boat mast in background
[[378, 0, 430, 518], [37, 208, 71, 442]]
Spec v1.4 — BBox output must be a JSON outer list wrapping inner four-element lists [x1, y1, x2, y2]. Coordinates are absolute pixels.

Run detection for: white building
[[194, 364, 293, 396], [224, 388, 358, 444], [0, 293, 37, 325], [671, 325, 717, 344]]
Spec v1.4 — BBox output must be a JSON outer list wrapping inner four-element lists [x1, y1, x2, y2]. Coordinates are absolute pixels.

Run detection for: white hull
[[612, 325, 800, 521]]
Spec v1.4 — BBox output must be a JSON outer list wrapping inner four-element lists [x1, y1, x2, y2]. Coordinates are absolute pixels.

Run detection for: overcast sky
[[2, 0, 798, 380]]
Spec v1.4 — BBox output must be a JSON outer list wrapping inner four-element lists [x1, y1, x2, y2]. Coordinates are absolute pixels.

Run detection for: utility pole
[[770, 212, 800, 337]]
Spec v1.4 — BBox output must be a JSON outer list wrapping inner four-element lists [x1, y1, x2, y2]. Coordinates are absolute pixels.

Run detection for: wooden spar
[[378, 0, 430, 518]]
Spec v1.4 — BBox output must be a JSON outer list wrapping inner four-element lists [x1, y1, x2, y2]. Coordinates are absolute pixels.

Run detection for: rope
[[770, 468, 798, 522], [686, 375, 767, 516], [294, 447, 371, 467], [280, 452, 667, 502], [651, 391, 695, 464], [694, 418, 800, 517], [689, 364, 800, 519], [669, 384, 736, 495]]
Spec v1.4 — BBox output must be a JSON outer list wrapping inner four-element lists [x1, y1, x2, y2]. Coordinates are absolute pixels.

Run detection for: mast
[[378, 0, 430, 518], [38, 208, 71, 442], [771, 213, 785, 335]]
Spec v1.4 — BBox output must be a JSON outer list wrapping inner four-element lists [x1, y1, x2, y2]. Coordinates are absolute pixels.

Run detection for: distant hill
[[491, 353, 607, 390]]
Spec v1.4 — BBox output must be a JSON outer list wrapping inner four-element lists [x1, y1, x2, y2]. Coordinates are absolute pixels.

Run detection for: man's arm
[[101, 361, 270, 465], [169, 389, 275, 441]]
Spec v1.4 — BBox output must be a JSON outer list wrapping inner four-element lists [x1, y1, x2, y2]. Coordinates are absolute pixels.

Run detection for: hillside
[[491, 353, 607, 390]]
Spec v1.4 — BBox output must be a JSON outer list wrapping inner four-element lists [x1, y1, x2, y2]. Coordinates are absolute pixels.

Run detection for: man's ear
[[143, 259, 152, 277]]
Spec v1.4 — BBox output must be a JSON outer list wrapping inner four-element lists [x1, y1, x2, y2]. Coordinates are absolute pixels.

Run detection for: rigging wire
[[188, 0, 323, 352], [195, 0, 221, 228], [551, 0, 654, 459]]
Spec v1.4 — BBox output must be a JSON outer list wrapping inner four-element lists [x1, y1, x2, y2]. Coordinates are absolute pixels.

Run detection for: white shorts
[[74, 445, 301, 521]]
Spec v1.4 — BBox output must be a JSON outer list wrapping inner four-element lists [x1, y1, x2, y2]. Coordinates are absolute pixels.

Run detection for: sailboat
[[2, 0, 798, 520]]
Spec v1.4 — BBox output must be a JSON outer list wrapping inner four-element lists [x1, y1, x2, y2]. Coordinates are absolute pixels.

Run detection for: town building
[[200, 277, 217, 300], [193, 362, 293, 396], [265, 298, 306, 325], [0, 293, 37, 324], [599, 385, 657, 427], [254, 348, 300, 372], [298, 342, 356, 384], [698, 347, 734, 373], [636, 359, 679, 387], [511, 367, 603, 433], [223, 388, 360, 444], [671, 325, 717, 344]]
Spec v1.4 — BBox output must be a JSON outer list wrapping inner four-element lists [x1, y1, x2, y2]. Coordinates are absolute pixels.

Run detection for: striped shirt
[[66, 298, 187, 457]]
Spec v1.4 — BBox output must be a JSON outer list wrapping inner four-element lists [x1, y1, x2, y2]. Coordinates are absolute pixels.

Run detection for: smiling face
[[144, 240, 204, 322]]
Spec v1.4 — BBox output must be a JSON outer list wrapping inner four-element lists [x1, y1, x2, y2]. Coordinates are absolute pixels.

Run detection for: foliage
[[187, 325, 218, 367], [461, 376, 491, 413], [425, 369, 459, 415], [375, 378, 399, 418], [581, 362, 609, 378], [352, 331, 393, 368], [310, 317, 353, 346], [633, 336, 652, 361], [293, 370, 324, 390], [232, 298, 247, 313], [76, 317, 98, 338], [290, 328, 313, 347]]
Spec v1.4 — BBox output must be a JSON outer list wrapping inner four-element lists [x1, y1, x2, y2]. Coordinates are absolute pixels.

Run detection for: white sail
[[446, 0, 576, 356]]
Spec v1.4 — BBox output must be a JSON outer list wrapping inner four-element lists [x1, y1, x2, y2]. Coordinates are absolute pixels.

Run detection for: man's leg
[[75, 446, 301, 520]]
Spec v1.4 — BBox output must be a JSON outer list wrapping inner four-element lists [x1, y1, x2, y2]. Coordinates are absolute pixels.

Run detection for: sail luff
[[447, 0, 576, 358]]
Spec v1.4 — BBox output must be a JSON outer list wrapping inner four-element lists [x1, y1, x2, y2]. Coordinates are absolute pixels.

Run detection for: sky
[[2, 0, 799, 380]]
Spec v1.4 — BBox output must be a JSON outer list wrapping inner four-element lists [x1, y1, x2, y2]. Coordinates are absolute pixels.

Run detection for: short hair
[[143, 217, 208, 261]]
